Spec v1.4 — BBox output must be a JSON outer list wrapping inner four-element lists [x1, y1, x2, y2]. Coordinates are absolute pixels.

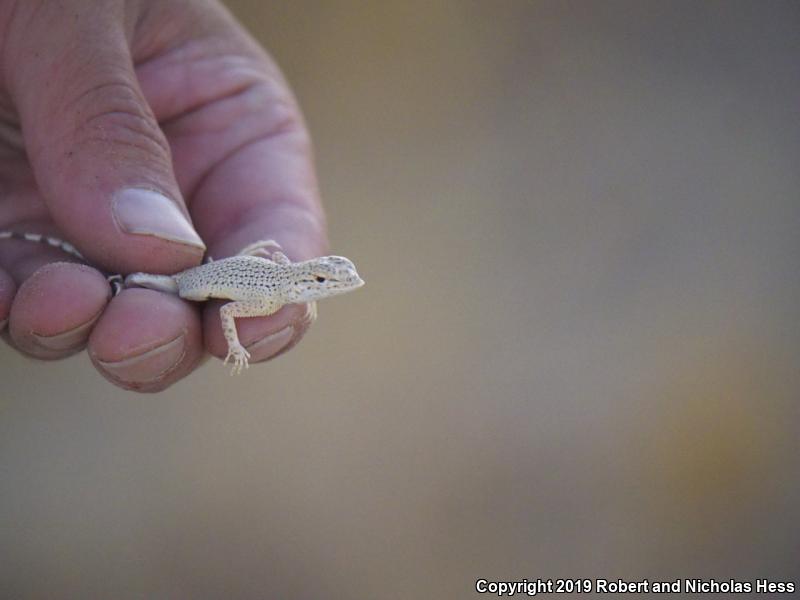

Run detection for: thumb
[[6, 3, 205, 274]]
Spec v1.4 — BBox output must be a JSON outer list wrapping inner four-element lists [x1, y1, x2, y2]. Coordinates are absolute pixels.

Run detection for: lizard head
[[286, 256, 364, 302]]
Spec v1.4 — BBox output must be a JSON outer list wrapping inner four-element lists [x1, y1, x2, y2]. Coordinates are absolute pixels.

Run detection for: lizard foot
[[223, 343, 251, 375]]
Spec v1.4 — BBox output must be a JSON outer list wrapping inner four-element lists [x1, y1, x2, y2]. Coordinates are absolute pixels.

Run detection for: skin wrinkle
[[62, 79, 152, 130], [159, 79, 258, 131], [53, 81, 173, 166], [68, 131, 171, 171], [78, 102, 173, 160], [180, 108, 302, 205], [140, 50, 274, 122], [159, 77, 278, 133]]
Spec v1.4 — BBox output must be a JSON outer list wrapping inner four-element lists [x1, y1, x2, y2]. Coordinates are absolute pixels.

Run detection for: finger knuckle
[[68, 79, 171, 160]]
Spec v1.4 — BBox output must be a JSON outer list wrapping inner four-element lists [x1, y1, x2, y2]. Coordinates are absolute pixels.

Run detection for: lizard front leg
[[220, 298, 280, 375]]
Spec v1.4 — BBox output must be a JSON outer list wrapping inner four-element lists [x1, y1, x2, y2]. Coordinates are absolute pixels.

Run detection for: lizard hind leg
[[237, 239, 290, 263], [238, 239, 281, 257]]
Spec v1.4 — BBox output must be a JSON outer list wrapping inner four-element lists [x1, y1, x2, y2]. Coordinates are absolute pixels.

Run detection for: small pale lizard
[[0, 232, 364, 374]]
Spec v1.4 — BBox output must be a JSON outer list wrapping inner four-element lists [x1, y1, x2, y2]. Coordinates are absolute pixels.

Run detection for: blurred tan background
[[2, 1, 799, 598]]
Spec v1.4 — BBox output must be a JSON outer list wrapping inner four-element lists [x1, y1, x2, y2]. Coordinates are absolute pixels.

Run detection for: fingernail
[[247, 325, 295, 361], [112, 188, 206, 250], [95, 334, 186, 384], [32, 310, 102, 352]]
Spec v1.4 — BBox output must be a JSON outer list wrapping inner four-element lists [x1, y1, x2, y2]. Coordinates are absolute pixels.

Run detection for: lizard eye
[[315, 276, 326, 283]]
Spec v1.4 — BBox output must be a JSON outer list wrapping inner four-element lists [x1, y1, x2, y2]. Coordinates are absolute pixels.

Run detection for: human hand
[[0, 0, 327, 391]]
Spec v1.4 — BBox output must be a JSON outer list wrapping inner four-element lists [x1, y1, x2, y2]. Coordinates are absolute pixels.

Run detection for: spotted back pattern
[[173, 254, 364, 303]]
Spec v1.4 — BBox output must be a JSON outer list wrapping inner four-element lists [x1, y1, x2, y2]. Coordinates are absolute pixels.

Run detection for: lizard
[[0, 232, 364, 374]]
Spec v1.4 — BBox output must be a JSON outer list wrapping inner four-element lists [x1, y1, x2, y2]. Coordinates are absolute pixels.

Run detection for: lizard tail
[[124, 273, 179, 294], [0, 230, 85, 260]]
